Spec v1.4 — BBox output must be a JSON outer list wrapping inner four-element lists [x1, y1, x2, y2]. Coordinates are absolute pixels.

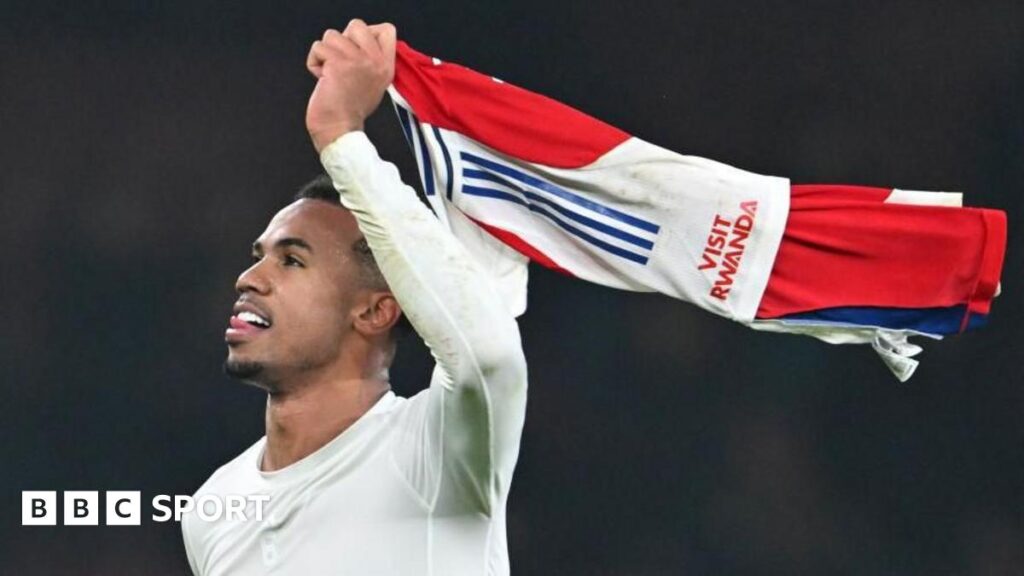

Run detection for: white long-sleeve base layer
[[182, 132, 528, 576]]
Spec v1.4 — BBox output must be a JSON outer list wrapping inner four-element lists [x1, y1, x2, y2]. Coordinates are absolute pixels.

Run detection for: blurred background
[[1, 0, 1021, 574]]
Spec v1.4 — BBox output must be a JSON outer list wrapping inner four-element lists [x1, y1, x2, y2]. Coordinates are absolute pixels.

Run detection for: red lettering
[[728, 227, 749, 251], [708, 233, 726, 251], [724, 249, 743, 270], [712, 214, 732, 229], [699, 202, 759, 302], [716, 255, 738, 288], [740, 200, 757, 217], [733, 214, 754, 234]]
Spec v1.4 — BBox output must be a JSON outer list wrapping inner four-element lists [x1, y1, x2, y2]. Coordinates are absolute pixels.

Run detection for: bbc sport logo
[[22, 491, 269, 526]]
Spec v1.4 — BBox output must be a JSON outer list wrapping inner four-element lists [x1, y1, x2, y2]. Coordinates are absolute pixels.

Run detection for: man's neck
[[261, 373, 390, 472]]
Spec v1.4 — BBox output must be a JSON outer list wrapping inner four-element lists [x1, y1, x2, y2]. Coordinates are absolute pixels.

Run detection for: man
[[182, 20, 528, 575]]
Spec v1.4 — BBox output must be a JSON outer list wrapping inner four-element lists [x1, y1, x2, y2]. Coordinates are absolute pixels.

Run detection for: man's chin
[[223, 357, 265, 381]]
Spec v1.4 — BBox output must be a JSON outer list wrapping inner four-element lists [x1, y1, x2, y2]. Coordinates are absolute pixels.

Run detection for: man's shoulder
[[193, 436, 266, 498]]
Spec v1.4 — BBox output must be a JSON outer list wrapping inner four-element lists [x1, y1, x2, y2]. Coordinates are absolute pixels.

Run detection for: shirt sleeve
[[319, 131, 528, 515], [181, 509, 202, 575]]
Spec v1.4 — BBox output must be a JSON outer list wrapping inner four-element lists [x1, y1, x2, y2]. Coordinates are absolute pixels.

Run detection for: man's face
[[224, 199, 365, 387]]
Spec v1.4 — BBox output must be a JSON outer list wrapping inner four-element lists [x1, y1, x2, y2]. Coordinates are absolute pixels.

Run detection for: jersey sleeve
[[181, 505, 203, 575], [319, 131, 528, 515]]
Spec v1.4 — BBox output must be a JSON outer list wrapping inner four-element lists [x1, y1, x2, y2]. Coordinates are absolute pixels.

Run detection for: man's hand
[[306, 20, 397, 152]]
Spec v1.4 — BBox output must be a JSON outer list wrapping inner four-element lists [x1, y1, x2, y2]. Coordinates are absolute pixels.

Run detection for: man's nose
[[235, 260, 271, 295]]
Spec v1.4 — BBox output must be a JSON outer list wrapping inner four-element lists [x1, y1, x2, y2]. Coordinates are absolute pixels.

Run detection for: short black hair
[[294, 174, 412, 338], [295, 175, 387, 291], [294, 174, 341, 203]]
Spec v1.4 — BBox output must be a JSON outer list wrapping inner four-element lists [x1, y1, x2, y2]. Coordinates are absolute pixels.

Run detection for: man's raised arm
[[306, 20, 527, 514]]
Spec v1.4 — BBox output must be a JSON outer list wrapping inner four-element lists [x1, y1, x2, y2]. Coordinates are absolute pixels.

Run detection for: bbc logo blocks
[[106, 491, 142, 525], [63, 491, 99, 525], [22, 491, 141, 526], [22, 491, 268, 524], [21, 491, 56, 526]]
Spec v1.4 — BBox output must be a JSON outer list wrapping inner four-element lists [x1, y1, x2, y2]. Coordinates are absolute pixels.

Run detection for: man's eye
[[284, 255, 304, 267], [250, 254, 262, 264]]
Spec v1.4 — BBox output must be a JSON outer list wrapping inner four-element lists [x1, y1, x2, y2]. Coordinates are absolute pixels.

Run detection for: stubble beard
[[222, 328, 345, 393], [223, 357, 266, 381], [222, 350, 324, 393]]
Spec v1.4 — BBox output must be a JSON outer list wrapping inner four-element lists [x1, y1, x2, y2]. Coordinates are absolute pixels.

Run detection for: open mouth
[[226, 306, 273, 341], [236, 311, 271, 329]]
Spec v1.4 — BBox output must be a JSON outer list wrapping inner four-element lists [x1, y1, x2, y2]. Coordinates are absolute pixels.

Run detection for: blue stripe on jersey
[[462, 185, 649, 264], [778, 305, 986, 336], [464, 169, 654, 250], [460, 152, 660, 235], [411, 113, 435, 197], [431, 126, 455, 201]]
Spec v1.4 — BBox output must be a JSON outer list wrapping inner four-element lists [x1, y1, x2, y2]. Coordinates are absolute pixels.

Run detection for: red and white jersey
[[389, 42, 1006, 381]]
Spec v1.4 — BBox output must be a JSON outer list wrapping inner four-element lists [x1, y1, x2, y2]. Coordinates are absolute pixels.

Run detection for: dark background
[[2, 1, 1021, 574]]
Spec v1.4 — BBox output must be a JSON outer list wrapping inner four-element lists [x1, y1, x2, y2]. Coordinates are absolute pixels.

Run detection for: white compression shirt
[[181, 131, 528, 576]]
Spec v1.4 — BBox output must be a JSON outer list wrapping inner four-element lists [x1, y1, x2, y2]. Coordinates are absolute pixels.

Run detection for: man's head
[[224, 176, 403, 390]]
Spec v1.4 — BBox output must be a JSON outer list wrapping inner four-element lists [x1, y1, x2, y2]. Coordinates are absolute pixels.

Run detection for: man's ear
[[352, 291, 402, 337]]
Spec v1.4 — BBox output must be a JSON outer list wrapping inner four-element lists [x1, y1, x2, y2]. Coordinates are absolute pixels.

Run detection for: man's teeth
[[237, 311, 270, 328]]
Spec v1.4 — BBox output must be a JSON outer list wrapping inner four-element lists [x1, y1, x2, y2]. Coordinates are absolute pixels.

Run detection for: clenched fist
[[305, 19, 397, 152]]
